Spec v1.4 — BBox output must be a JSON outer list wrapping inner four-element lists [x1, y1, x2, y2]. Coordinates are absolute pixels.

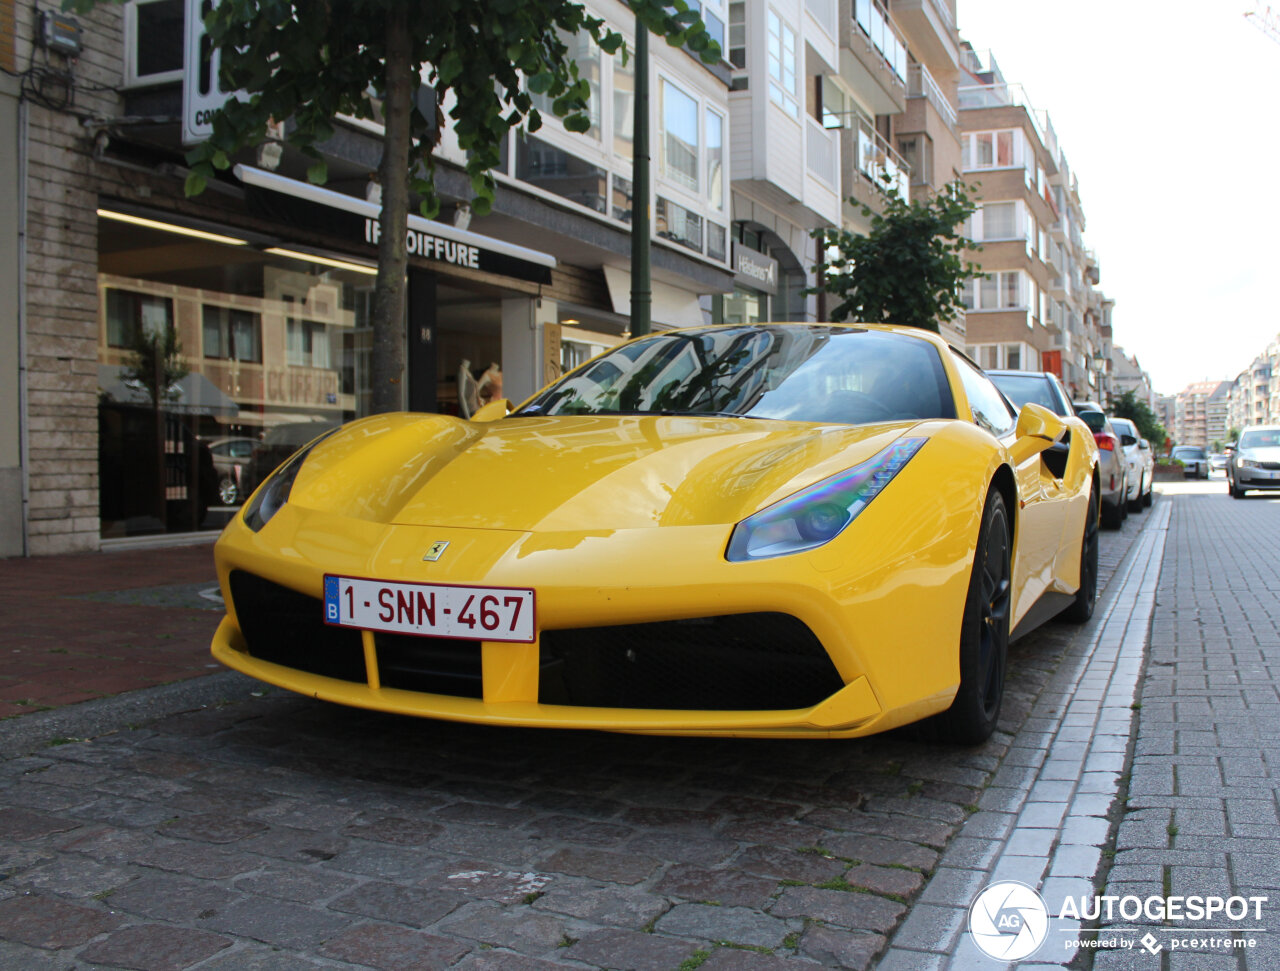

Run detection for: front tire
[[1062, 486, 1099, 623], [933, 491, 1011, 745]]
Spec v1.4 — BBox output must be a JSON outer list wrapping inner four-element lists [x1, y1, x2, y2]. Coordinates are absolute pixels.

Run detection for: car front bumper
[[211, 503, 971, 739]]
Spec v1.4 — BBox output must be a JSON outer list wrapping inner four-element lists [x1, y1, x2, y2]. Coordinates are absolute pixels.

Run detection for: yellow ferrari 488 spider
[[212, 323, 1099, 743]]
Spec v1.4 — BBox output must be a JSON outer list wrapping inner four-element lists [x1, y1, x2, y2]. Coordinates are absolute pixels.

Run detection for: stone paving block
[[0, 807, 83, 842], [622, 832, 738, 866], [874, 947, 949, 971], [524, 815, 634, 847], [79, 924, 232, 971], [157, 812, 267, 844], [453, 951, 577, 971], [564, 926, 701, 970], [532, 884, 670, 929], [319, 923, 472, 971], [439, 866, 555, 905], [654, 863, 780, 908], [341, 813, 444, 846], [328, 880, 466, 927], [887, 903, 967, 953], [232, 865, 358, 904], [199, 895, 354, 949], [655, 903, 794, 949], [731, 845, 846, 885], [916, 866, 989, 908], [795, 924, 885, 970], [540, 847, 660, 885], [108, 872, 241, 923], [990, 853, 1049, 886], [0, 893, 123, 948], [1058, 815, 1111, 846], [769, 886, 904, 934], [700, 947, 823, 970], [440, 901, 577, 955], [6, 856, 133, 899], [1003, 827, 1057, 858], [936, 835, 1001, 870]]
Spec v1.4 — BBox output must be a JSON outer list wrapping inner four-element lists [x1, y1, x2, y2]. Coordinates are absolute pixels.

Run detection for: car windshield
[[1238, 429, 1280, 450], [516, 325, 957, 425], [1077, 411, 1107, 433], [989, 374, 1060, 413], [1173, 447, 1206, 459]]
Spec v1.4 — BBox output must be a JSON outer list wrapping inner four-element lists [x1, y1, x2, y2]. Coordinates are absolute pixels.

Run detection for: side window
[[952, 353, 1017, 436]]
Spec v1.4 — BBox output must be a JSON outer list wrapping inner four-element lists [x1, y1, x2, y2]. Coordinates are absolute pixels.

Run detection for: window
[[661, 80, 699, 192], [516, 134, 608, 213], [767, 9, 798, 118], [656, 197, 703, 253], [125, 0, 183, 85], [106, 289, 174, 347], [612, 50, 634, 161], [981, 202, 1017, 239], [706, 109, 724, 210], [707, 221, 727, 262], [533, 31, 601, 140], [612, 174, 633, 223], [966, 271, 1027, 311], [963, 130, 1018, 171], [1004, 344, 1021, 371], [202, 305, 262, 363], [286, 319, 330, 369], [728, 2, 747, 70]]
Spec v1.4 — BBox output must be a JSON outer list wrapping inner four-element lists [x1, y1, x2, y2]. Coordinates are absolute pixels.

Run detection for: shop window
[[202, 305, 262, 363], [656, 197, 703, 253], [125, 0, 184, 85], [106, 288, 174, 347], [516, 134, 608, 213]]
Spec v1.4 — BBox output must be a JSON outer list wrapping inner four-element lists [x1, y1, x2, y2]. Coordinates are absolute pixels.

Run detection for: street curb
[[0, 670, 259, 760]]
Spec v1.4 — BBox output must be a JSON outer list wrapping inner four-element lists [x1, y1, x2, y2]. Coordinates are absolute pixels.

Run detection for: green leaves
[[810, 181, 981, 332]]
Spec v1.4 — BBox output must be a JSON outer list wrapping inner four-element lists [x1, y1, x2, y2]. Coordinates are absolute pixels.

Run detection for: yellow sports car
[[211, 323, 1099, 743]]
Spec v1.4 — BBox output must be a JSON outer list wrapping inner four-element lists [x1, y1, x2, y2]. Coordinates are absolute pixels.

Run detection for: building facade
[[1173, 380, 1230, 449], [954, 45, 1111, 399]]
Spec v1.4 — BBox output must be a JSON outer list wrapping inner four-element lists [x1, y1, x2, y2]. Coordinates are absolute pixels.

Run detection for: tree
[[1108, 389, 1166, 446], [71, 0, 718, 413], [811, 180, 982, 332], [121, 325, 188, 410]]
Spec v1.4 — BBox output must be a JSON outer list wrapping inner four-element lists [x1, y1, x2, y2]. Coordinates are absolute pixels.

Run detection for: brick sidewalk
[[0, 544, 221, 720]]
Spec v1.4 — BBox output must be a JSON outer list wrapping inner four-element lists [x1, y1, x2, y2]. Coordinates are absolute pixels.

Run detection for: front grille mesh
[[376, 634, 483, 698], [538, 613, 843, 711], [228, 571, 366, 683]]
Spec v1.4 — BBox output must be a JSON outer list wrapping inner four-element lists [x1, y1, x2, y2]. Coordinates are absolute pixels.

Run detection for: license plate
[[324, 575, 535, 643]]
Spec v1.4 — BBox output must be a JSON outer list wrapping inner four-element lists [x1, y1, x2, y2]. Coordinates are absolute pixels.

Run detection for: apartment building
[[1225, 338, 1278, 432], [1174, 380, 1230, 449], [1109, 346, 1155, 410], [954, 45, 1111, 399]]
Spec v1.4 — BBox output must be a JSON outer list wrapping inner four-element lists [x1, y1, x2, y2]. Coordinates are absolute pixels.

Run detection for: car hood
[[289, 413, 923, 532], [1240, 446, 1280, 462]]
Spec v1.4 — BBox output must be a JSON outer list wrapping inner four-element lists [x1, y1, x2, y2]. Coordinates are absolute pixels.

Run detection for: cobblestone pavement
[[0, 509, 1153, 970], [1090, 482, 1280, 971]]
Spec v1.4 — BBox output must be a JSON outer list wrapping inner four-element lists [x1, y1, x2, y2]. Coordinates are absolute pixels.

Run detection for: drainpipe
[[629, 17, 651, 337], [17, 93, 30, 556]]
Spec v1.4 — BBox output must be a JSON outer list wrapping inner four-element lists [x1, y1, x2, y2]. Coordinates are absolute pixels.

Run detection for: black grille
[[1261, 461, 1280, 471], [228, 571, 367, 683], [376, 634, 483, 698], [538, 613, 844, 711]]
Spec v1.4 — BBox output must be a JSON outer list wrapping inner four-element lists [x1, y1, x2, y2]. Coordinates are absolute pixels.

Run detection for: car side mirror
[[469, 399, 511, 422], [1009, 402, 1067, 465]]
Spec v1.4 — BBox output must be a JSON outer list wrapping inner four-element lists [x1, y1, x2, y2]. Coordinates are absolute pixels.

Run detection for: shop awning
[[98, 365, 240, 417], [601, 266, 706, 329]]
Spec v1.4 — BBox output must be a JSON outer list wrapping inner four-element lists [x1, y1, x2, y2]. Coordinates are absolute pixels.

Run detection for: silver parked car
[[1171, 445, 1210, 479], [1228, 426, 1280, 498], [1072, 401, 1130, 528]]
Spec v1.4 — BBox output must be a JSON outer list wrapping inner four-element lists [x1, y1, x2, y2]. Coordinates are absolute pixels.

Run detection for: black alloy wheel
[[1062, 485, 1099, 623], [931, 490, 1011, 745]]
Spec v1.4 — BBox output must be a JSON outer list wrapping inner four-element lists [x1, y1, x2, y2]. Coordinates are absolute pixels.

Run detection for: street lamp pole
[[630, 15, 651, 337]]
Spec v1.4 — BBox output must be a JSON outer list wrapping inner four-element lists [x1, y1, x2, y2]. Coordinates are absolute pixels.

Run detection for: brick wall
[[17, 1, 124, 553]]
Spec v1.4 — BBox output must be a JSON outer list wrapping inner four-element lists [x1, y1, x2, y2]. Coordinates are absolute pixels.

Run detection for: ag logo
[[968, 881, 1049, 961], [422, 541, 450, 562]]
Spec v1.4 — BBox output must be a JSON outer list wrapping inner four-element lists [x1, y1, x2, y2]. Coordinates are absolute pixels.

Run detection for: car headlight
[[242, 429, 340, 532], [726, 437, 926, 562], [1238, 457, 1257, 468]]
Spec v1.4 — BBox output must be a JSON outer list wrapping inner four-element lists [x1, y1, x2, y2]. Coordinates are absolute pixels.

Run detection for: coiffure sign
[[732, 243, 778, 295], [364, 219, 480, 270]]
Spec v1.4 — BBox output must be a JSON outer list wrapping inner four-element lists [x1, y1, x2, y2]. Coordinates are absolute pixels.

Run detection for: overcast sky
[[956, 0, 1280, 395]]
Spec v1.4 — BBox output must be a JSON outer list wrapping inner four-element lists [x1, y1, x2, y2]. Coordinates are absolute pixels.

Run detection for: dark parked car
[[1171, 445, 1209, 479], [1228, 426, 1280, 497]]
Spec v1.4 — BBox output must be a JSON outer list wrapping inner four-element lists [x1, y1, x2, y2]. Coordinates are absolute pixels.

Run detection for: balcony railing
[[908, 62, 956, 130], [807, 0, 836, 37], [957, 81, 1055, 157], [855, 0, 908, 84], [830, 111, 910, 200], [806, 116, 838, 188]]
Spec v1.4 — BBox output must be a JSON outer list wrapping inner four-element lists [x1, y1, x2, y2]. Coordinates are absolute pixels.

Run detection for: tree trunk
[[370, 6, 414, 414]]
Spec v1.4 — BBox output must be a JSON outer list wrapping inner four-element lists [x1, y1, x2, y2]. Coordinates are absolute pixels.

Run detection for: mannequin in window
[[457, 358, 480, 418]]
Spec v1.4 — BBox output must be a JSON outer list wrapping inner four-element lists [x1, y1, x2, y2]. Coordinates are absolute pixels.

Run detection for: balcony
[[840, 0, 908, 115], [891, 0, 958, 70], [833, 111, 910, 221], [957, 79, 1055, 158], [907, 62, 956, 131]]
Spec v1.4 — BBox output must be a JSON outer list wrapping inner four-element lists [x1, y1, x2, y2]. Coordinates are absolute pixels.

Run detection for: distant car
[[1209, 453, 1228, 474], [1107, 417, 1152, 511], [206, 436, 257, 505], [1171, 445, 1209, 479], [1071, 402, 1129, 528], [1228, 426, 1280, 497], [242, 421, 341, 500]]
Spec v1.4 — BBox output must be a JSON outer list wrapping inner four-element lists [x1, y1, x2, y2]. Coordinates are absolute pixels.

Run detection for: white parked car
[[1108, 417, 1153, 511]]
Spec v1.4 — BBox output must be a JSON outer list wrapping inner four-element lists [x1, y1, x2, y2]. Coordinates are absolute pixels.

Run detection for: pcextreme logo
[[968, 882, 1270, 961]]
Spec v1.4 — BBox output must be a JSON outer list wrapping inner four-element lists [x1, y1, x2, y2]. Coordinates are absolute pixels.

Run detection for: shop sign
[[732, 243, 778, 295], [182, 0, 244, 145], [364, 219, 480, 270]]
